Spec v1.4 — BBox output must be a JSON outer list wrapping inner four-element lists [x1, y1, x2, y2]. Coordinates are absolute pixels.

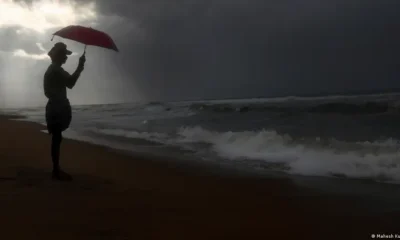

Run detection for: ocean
[[4, 93, 400, 185]]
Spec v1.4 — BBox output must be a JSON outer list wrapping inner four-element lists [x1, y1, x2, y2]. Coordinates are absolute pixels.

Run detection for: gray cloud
[[0, 27, 44, 54]]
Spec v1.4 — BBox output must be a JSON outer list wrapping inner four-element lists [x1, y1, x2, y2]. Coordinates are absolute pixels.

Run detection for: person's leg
[[51, 129, 62, 175], [51, 129, 72, 181]]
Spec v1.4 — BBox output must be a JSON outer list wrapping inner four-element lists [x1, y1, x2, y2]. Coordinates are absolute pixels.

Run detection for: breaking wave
[[175, 126, 400, 182], [89, 125, 400, 183]]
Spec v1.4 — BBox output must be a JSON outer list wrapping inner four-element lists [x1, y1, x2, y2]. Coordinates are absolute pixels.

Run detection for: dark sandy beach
[[0, 114, 398, 240]]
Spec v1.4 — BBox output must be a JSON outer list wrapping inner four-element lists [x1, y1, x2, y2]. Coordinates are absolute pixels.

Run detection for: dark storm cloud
[[87, 0, 400, 101]]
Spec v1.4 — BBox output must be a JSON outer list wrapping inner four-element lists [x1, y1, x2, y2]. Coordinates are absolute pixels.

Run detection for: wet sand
[[0, 114, 398, 239]]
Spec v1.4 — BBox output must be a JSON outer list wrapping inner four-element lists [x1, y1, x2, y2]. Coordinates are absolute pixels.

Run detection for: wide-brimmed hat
[[48, 42, 72, 58]]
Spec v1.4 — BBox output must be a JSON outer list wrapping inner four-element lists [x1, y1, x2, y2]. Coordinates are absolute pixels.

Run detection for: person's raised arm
[[66, 54, 86, 89]]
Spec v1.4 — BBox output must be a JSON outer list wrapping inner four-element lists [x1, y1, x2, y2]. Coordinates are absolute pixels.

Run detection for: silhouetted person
[[44, 42, 85, 181]]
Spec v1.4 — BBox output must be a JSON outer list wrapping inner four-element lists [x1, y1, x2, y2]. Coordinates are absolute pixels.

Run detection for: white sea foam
[[176, 126, 400, 182]]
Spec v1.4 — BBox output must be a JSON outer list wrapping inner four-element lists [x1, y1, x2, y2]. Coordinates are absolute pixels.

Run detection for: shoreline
[[10, 113, 400, 191], [4, 106, 400, 188], [0, 114, 399, 239]]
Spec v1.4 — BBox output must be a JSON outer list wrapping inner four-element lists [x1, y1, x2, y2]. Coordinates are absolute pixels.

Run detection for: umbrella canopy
[[52, 25, 118, 52]]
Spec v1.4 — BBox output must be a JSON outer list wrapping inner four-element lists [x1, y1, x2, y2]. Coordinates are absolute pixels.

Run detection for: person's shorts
[[45, 98, 72, 134]]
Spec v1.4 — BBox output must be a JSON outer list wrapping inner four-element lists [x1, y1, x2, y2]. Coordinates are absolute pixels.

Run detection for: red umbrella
[[51, 25, 119, 54]]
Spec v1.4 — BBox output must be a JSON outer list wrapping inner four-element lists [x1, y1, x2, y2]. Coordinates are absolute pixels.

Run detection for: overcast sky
[[0, 0, 399, 107]]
